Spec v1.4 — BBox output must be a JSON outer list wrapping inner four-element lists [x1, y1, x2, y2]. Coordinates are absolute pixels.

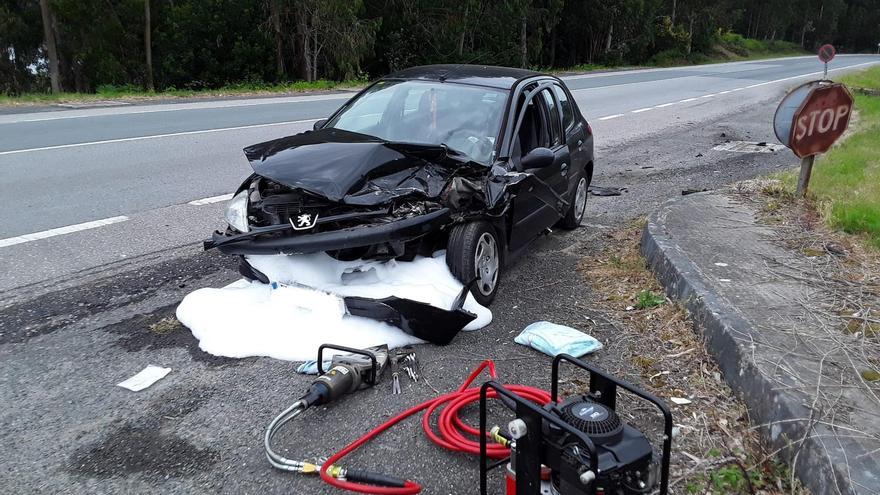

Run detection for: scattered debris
[[670, 397, 693, 405], [588, 185, 627, 196], [681, 188, 711, 196], [117, 365, 171, 392], [713, 140, 786, 153], [714, 262, 729, 267]]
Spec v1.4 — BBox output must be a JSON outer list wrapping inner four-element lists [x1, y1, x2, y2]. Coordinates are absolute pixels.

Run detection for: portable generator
[[479, 354, 672, 495]]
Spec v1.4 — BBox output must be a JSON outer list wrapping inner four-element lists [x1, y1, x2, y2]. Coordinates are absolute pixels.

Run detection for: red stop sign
[[789, 83, 853, 158]]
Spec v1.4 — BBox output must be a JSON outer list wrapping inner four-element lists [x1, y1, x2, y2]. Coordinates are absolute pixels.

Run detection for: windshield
[[326, 80, 507, 164]]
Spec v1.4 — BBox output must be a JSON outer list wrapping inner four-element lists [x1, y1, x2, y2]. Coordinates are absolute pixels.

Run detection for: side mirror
[[520, 147, 555, 170], [313, 119, 327, 131]]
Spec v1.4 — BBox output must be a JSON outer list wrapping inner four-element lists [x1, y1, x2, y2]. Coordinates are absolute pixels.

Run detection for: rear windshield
[[326, 80, 507, 164]]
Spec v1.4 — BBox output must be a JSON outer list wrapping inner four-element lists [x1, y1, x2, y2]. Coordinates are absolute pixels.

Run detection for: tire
[[446, 221, 502, 306], [560, 174, 589, 230]]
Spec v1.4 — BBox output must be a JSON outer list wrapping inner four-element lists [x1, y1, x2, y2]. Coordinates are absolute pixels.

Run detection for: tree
[[144, 0, 153, 91], [38, 0, 60, 93]]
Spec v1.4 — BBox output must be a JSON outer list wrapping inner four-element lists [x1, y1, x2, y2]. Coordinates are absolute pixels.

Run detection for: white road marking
[[0, 216, 129, 248], [0, 118, 320, 156], [741, 60, 879, 90], [588, 59, 878, 122], [188, 193, 233, 206]]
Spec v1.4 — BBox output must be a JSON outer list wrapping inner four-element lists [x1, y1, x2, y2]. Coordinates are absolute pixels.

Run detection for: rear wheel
[[560, 175, 588, 230], [446, 221, 501, 306]]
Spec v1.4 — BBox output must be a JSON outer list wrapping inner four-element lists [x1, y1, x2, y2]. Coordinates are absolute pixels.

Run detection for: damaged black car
[[205, 65, 594, 306]]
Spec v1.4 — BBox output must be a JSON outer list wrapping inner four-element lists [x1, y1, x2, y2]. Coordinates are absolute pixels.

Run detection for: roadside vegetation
[[0, 79, 366, 106], [4, 0, 877, 105], [777, 66, 880, 248], [579, 223, 805, 494], [0, 33, 806, 107]]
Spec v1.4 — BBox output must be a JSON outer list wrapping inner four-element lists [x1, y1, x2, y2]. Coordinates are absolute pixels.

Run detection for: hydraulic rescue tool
[[264, 347, 671, 495]]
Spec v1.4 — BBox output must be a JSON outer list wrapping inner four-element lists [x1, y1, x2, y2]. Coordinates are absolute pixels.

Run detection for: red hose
[[319, 360, 551, 494]]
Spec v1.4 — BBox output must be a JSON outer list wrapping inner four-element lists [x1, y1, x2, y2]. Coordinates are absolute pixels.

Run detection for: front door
[[508, 87, 566, 251]]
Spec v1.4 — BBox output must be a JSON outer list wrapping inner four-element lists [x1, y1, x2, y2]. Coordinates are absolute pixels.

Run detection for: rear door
[[540, 88, 571, 198]]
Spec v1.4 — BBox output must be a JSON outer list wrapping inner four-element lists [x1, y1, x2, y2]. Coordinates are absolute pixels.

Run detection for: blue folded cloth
[[514, 321, 602, 358], [295, 360, 333, 375]]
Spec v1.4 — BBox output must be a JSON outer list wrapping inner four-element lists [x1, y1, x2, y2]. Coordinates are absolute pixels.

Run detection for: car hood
[[243, 128, 480, 206]]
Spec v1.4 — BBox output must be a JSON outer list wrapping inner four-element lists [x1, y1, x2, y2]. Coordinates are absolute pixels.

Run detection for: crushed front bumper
[[204, 208, 451, 255]]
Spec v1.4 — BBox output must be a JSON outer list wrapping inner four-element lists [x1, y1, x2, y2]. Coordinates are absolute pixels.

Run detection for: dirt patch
[[103, 303, 247, 367], [69, 387, 219, 479], [0, 250, 235, 344], [579, 222, 806, 494]]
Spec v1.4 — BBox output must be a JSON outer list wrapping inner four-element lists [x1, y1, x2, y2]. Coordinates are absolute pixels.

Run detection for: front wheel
[[560, 175, 588, 230], [446, 221, 501, 306]]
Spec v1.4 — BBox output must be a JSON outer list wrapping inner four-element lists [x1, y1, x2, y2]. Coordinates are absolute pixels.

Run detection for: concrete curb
[[640, 194, 865, 495]]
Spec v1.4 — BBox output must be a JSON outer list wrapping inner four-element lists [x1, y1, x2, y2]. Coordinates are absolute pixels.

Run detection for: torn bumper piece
[[240, 258, 476, 345], [343, 283, 476, 345], [203, 208, 451, 255]]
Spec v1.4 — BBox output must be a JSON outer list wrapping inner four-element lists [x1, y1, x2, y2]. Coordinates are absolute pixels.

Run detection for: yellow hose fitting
[[300, 462, 318, 474], [490, 426, 511, 447], [326, 464, 345, 478]]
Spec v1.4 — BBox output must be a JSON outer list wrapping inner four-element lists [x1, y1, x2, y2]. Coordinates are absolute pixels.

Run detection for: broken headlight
[[225, 190, 250, 233]]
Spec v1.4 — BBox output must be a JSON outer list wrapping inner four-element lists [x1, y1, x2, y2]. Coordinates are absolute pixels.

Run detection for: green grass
[[778, 66, 880, 247], [0, 78, 367, 106], [650, 33, 806, 67], [636, 290, 665, 309]]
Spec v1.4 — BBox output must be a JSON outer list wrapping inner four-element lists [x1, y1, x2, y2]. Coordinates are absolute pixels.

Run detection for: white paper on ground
[[117, 365, 171, 391], [177, 251, 492, 362]]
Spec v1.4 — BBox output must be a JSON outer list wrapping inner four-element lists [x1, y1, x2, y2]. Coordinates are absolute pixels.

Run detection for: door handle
[[561, 162, 568, 176]]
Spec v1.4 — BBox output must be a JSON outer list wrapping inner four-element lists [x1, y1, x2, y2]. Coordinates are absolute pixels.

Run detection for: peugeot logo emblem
[[290, 212, 318, 230]]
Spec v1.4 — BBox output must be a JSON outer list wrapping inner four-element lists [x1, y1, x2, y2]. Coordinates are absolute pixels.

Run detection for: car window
[[553, 84, 574, 131], [514, 88, 552, 158], [327, 80, 506, 164], [541, 89, 563, 146]]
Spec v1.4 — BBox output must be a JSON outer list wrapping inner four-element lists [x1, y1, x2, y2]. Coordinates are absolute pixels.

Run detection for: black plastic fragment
[[343, 283, 476, 345]]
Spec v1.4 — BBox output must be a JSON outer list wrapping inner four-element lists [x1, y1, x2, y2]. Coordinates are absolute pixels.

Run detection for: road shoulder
[[642, 190, 880, 494]]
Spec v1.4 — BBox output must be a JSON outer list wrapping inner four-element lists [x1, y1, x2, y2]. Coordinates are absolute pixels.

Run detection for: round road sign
[[789, 83, 853, 158], [818, 44, 836, 63], [774, 80, 822, 147]]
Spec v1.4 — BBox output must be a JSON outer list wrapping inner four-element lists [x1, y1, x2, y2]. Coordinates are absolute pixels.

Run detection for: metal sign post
[[796, 156, 815, 197]]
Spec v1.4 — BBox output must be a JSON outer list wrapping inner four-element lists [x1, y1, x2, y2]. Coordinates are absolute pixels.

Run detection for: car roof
[[383, 64, 544, 89]]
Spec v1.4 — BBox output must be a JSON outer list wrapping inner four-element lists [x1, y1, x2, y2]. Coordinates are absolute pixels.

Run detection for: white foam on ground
[[176, 252, 492, 361]]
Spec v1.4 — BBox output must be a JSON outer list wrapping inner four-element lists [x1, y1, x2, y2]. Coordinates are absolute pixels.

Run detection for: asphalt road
[[0, 55, 878, 292], [1, 54, 879, 495]]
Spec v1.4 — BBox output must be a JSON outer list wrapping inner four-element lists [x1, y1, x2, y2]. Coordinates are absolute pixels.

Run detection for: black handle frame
[[316, 343, 380, 386], [551, 353, 673, 495], [479, 381, 599, 495]]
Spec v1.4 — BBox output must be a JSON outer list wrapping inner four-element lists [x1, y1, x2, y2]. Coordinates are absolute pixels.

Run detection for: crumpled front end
[[204, 128, 569, 261], [204, 174, 458, 260]]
